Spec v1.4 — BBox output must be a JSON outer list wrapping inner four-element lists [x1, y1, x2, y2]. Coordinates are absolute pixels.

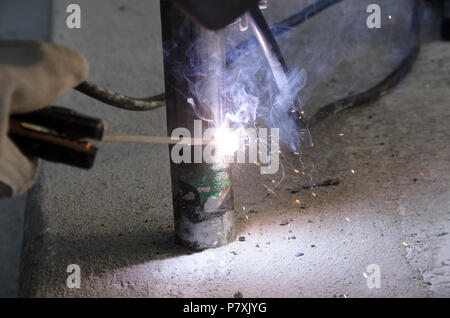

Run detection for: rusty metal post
[[160, 1, 235, 250]]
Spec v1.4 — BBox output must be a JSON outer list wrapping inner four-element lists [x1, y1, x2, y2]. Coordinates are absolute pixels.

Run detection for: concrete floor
[[10, 0, 450, 297]]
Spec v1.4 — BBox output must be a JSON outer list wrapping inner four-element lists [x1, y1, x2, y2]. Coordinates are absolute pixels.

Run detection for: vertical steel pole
[[160, 1, 235, 250]]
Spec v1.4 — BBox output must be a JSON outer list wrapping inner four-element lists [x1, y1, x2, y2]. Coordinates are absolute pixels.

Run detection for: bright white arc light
[[214, 127, 240, 156]]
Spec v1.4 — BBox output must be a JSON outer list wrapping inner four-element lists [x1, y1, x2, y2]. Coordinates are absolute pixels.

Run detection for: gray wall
[[0, 0, 51, 298]]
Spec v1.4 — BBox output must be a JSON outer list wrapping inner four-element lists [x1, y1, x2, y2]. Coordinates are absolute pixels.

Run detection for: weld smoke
[[163, 7, 310, 157], [164, 0, 417, 170]]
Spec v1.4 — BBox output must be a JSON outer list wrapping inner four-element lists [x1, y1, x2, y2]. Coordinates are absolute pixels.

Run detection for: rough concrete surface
[[18, 0, 450, 297], [0, 194, 26, 297]]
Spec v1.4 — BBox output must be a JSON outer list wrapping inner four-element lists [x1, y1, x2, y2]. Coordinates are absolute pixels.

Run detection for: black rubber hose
[[74, 81, 165, 111], [308, 0, 422, 126]]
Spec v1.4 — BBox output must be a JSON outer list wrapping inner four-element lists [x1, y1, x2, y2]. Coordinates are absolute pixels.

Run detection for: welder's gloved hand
[[0, 40, 88, 198]]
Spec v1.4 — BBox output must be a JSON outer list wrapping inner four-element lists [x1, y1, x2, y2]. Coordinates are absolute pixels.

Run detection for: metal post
[[160, 1, 235, 250]]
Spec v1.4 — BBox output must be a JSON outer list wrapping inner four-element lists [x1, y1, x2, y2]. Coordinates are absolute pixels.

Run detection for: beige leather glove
[[0, 39, 88, 198]]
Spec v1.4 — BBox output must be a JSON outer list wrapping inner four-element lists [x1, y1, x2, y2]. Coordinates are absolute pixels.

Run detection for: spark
[[388, 15, 392, 19], [294, 152, 299, 155], [263, 184, 279, 197], [245, 215, 249, 220], [362, 272, 368, 279], [242, 206, 246, 211], [311, 192, 317, 197], [339, 133, 344, 136], [295, 199, 301, 204], [345, 217, 350, 222], [294, 169, 300, 174], [351, 169, 356, 174], [214, 126, 240, 156], [402, 242, 408, 247]]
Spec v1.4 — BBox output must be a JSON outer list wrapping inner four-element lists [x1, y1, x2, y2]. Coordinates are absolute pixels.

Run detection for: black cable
[[308, 0, 422, 126], [74, 81, 165, 111]]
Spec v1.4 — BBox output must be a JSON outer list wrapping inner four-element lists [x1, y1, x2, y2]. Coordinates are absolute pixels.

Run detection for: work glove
[[0, 39, 89, 198]]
